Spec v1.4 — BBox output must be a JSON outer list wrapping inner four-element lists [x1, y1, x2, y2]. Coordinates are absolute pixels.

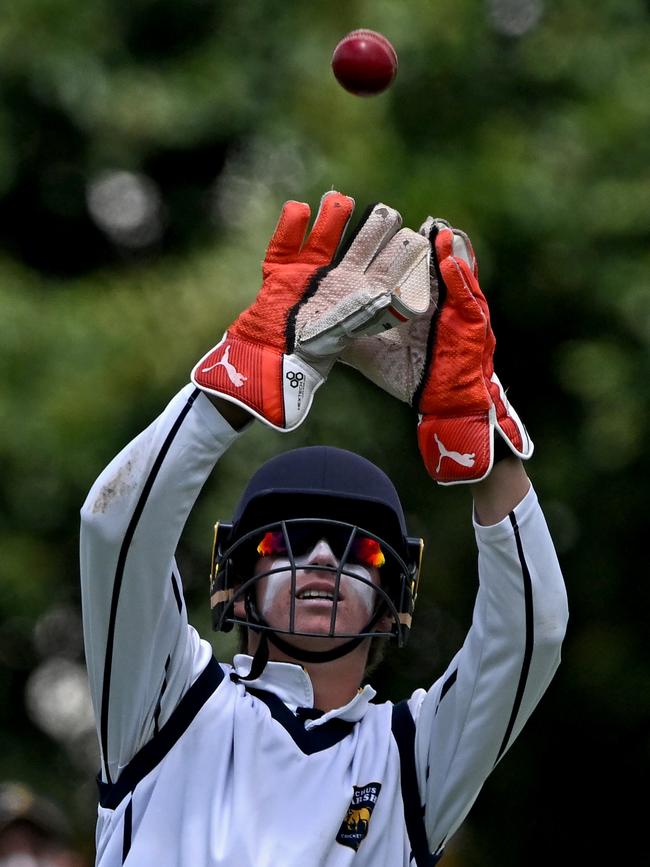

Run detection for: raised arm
[[342, 217, 568, 858], [80, 386, 241, 784], [413, 463, 567, 855]]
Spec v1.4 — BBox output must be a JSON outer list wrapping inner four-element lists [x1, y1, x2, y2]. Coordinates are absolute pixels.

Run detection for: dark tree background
[[1, 1, 648, 863]]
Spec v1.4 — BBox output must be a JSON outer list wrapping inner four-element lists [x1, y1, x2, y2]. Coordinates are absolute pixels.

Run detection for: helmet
[[210, 446, 423, 663]]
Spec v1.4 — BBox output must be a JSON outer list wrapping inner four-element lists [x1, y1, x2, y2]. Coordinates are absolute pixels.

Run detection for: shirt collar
[[232, 654, 376, 728]]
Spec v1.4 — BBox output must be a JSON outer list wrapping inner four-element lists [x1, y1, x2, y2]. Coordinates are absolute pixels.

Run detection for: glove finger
[[365, 228, 431, 315], [421, 218, 476, 273], [300, 191, 355, 263], [451, 228, 477, 275], [433, 224, 488, 325], [419, 216, 450, 239], [433, 224, 459, 265], [431, 225, 489, 327], [265, 200, 311, 263], [438, 255, 486, 322], [437, 226, 491, 347], [336, 202, 402, 271]]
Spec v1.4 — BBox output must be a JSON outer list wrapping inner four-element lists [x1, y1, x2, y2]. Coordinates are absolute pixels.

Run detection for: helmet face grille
[[210, 517, 421, 647], [212, 447, 423, 653]]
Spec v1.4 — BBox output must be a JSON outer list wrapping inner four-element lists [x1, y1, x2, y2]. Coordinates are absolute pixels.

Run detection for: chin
[[263, 607, 369, 644]]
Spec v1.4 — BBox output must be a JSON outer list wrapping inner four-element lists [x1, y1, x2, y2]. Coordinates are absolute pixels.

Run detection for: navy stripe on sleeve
[[121, 797, 133, 863], [391, 701, 442, 867], [153, 655, 172, 736], [494, 512, 535, 764], [170, 571, 183, 613], [434, 668, 457, 716], [99, 388, 200, 783]]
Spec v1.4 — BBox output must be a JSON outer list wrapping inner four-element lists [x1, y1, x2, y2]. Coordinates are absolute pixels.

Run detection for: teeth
[[298, 590, 335, 600]]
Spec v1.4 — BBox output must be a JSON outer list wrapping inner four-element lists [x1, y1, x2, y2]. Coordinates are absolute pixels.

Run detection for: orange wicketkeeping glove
[[341, 218, 533, 483], [191, 191, 430, 431]]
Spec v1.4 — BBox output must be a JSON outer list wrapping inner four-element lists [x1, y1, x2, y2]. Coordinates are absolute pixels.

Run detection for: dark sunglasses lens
[[255, 525, 384, 568]]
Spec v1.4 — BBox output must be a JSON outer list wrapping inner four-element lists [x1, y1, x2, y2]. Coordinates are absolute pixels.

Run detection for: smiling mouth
[[295, 589, 341, 602]]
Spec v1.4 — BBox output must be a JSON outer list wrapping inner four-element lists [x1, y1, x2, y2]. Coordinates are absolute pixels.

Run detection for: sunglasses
[[255, 525, 386, 569]]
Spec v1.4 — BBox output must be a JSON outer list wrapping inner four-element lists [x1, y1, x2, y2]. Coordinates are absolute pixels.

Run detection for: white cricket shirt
[[80, 385, 568, 866]]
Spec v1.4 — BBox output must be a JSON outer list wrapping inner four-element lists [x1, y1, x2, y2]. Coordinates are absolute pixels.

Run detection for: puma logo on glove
[[434, 434, 476, 472], [202, 345, 248, 388]]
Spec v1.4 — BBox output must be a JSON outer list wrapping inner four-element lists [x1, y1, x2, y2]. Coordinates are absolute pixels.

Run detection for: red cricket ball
[[331, 29, 398, 96]]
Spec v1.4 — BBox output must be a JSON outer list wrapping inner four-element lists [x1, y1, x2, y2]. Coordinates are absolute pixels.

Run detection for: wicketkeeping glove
[[192, 191, 431, 431], [341, 218, 533, 484]]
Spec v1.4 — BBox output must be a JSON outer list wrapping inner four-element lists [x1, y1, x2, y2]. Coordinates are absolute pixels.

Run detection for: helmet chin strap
[[266, 628, 368, 663], [231, 597, 385, 683]]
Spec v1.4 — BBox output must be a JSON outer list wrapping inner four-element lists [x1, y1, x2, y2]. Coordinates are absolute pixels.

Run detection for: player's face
[[251, 529, 387, 648]]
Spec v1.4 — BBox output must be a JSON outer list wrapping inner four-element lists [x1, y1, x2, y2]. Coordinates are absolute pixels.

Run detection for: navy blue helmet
[[210, 446, 423, 655]]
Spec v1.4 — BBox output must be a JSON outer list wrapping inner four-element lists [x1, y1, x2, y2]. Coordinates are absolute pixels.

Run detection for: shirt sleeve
[[80, 385, 244, 784], [409, 485, 569, 857]]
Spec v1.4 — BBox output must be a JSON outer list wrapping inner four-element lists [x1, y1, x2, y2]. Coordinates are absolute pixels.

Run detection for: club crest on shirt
[[336, 782, 382, 851]]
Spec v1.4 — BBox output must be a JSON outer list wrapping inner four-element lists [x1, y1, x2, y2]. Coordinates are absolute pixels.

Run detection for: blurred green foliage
[[1, 0, 649, 863]]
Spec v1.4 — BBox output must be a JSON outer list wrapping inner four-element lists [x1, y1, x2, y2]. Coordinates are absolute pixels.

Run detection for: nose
[[304, 539, 338, 568]]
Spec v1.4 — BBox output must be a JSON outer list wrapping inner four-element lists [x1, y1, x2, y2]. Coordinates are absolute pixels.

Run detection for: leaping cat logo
[[201, 345, 247, 388], [434, 433, 476, 473]]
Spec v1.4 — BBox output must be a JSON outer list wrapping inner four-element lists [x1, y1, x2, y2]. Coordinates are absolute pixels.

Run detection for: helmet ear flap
[[395, 536, 424, 647], [407, 537, 424, 602], [210, 522, 235, 632]]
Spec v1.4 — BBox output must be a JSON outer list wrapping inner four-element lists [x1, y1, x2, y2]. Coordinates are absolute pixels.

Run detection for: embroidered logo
[[434, 432, 476, 473], [336, 782, 382, 851], [201, 344, 247, 388]]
